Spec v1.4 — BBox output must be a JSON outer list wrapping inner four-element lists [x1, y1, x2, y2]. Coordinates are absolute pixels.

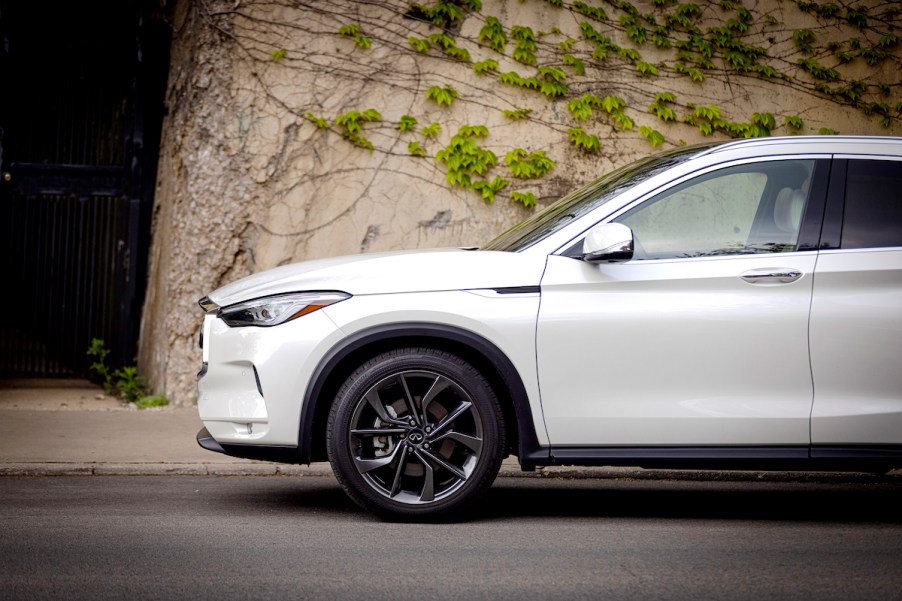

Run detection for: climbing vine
[[197, 0, 901, 209]]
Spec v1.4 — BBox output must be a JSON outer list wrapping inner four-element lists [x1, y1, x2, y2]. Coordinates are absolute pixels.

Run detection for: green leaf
[[474, 59, 499, 75], [408, 141, 427, 156], [503, 107, 533, 120], [304, 113, 329, 129], [338, 24, 361, 36], [636, 61, 658, 76], [479, 16, 507, 53], [361, 108, 382, 122], [784, 115, 804, 130], [458, 124, 489, 138], [567, 127, 601, 153], [421, 122, 442, 138], [398, 115, 418, 132], [639, 125, 665, 147], [568, 98, 593, 121], [426, 85, 459, 107], [271, 49, 287, 61], [562, 54, 586, 75], [408, 36, 431, 53], [510, 191, 538, 208], [602, 96, 627, 114]]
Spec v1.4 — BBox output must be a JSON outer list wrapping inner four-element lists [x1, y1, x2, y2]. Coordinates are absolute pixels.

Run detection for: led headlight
[[218, 291, 350, 327]]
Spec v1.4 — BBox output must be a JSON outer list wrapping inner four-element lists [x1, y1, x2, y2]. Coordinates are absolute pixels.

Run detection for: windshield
[[482, 143, 716, 252]]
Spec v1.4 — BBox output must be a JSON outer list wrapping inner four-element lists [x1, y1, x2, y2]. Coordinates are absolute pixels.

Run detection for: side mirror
[[582, 223, 634, 263]]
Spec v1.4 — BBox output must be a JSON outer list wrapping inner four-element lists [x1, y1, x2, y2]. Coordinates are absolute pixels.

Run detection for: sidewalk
[[1, 380, 900, 482]]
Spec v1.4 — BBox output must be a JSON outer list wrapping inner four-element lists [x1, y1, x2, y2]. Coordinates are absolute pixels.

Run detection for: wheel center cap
[[407, 429, 425, 445]]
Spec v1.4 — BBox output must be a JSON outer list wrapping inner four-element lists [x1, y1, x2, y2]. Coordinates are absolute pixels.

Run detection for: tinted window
[[615, 160, 815, 260], [841, 160, 902, 249]]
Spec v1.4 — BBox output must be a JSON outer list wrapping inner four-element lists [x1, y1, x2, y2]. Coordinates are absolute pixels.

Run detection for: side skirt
[[529, 445, 902, 472]]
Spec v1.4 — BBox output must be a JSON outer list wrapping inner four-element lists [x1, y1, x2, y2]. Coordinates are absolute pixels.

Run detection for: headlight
[[217, 291, 350, 327]]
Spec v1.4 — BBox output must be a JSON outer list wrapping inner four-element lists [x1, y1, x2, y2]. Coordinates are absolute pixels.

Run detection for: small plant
[[271, 49, 287, 61], [87, 338, 114, 394], [135, 395, 169, 410], [115, 366, 147, 404], [87, 339, 169, 409]]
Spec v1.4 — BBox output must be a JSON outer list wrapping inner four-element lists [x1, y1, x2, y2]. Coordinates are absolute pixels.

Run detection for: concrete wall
[[139, 0, 901, 404]]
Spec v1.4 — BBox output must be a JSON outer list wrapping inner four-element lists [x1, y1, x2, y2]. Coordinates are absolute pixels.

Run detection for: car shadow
[[473, 477, 902, 523], [218, 474, 902, 524]]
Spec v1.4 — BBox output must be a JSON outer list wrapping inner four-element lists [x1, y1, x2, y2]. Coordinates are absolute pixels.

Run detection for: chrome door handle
[[740, 269, 803, 284]]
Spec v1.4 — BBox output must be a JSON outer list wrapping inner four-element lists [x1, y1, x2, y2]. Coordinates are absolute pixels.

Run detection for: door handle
[[740, 269, 803, 284]]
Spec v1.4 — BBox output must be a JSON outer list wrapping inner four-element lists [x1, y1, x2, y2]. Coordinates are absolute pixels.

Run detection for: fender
[[297, 322, 549, 467]]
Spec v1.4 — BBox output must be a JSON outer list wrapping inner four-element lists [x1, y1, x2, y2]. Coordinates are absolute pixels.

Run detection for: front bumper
[[195, 427, 303, 464]]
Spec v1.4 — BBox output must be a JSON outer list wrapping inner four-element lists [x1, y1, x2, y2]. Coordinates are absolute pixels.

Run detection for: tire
[[327, 348, 505, 521]]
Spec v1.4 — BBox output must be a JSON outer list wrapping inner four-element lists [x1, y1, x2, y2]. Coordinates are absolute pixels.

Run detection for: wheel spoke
[[354, 440, 404, 474], [398, 374, 420, 426], [414, 450, 435, 502], [389, 447, 409, 498], [364, 389, 404, 426], [350, 427, 407, 437], [419, 447, 467, 481], [420, 375, 451, 426], [433, 430, 483, 454], [427, 400, 473, 439]]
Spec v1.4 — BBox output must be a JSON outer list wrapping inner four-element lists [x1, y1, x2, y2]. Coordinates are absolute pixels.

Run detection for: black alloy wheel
[[327, 348, 505, 520]]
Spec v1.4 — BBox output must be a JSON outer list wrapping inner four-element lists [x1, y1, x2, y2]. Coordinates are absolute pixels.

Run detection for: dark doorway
[[0, 1, 171, 377]]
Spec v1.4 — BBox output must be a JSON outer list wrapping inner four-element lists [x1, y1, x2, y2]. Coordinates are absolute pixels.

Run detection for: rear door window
[[841, 160, 902, 249]]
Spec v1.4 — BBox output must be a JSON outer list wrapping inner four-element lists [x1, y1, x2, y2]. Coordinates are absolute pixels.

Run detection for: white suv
[[196, 136, 902, 519]]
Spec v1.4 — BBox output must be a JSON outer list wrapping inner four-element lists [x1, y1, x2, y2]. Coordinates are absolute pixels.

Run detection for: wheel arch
[[298, 323, 546, 467]]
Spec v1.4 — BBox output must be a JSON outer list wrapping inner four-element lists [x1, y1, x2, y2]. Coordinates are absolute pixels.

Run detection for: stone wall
[[139, 0, 901, 404]]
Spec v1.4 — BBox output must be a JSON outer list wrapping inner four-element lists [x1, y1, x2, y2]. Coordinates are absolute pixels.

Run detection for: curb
[[2, 462, 900, 482]]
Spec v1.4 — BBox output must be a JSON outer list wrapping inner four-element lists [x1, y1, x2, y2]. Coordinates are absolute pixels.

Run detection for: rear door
[[810, 157, 902, 445]]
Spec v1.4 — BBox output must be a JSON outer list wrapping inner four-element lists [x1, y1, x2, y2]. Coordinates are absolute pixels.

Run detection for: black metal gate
[[0, 1, 171, 377]]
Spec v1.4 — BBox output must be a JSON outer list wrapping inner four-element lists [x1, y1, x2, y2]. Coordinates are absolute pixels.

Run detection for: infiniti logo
[[408, 431, 425, 444]]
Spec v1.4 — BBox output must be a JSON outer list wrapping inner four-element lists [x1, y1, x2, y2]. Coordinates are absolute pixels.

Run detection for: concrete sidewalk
[[2, 379, 900, 483]]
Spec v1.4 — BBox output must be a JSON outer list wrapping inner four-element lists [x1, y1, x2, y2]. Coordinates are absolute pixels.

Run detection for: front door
[[537, 158, 827, 447]]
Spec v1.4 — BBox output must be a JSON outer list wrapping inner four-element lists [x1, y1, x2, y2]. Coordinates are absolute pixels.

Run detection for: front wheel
[[327, 348, 505, 520]]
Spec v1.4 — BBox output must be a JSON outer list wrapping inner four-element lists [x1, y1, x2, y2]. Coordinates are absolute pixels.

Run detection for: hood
[[206, 248, 547, 307]]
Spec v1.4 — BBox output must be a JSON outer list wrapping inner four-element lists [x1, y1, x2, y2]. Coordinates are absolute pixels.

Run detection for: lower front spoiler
[[196, 427, 303, 464]]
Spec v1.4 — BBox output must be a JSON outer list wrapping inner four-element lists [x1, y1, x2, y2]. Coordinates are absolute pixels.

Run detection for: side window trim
[[797, 158, 832, 251], [819, 158, 846, 250]]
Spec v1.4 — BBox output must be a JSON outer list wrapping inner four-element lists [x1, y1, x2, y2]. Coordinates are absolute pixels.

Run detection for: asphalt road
[[2, 475, 902, 600]]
